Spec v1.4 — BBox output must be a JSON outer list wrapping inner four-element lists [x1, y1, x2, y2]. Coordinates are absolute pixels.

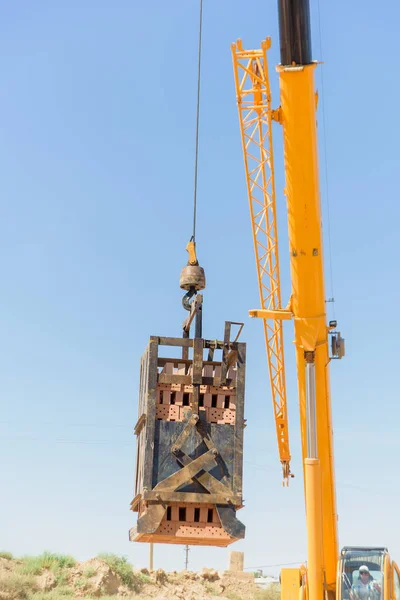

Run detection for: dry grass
[[96, 553, 138, 589], [29, 590, 73, 600], [18, 553, 75, 576], [0, 550, 279, 600], [0, 553, 13, 561], [0, 571, 37, 600], [255, 585, 282, 600]]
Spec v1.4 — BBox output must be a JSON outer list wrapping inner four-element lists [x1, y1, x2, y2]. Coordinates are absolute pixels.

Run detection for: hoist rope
[[192, 0, 203, 243], [316, 0, 336, 318]]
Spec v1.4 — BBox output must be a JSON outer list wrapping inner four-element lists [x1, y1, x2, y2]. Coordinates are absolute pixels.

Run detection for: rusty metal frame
[[131, 325, 246, 542]]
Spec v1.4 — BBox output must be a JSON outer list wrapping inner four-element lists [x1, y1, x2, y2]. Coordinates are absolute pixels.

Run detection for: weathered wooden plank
[[153, 449, 217, 492], [136, 503, 166, 534], [206, 377, 233, 387], [143, 491, 242, 506], [158, 373, 235, 386], [135, 347, 150, 496], [220, 321, 232, 385], [172, 413, 196, 451], [182, 330, 190, 360], [175, 450, 234, 500], [233, 342, 246, 496], [156, 337, 239, 351], [191, 385, 200, 414], [216, 505, 245, 539], [134, 414, 146, 436], [158, 357, 224, 368], [192, 337, 203, 385], [158, 337, 194, 348], [130, 493, 141, 512], [142, 337, 159, 492], [204, 340, 225, 350], [158, 374, 192, 385]]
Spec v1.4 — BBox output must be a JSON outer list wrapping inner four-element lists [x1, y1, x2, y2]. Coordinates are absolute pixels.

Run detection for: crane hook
[[182, 286, 197, 311]]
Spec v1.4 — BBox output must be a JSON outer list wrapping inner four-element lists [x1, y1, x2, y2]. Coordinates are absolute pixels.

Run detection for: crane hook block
[[180, 265, 206, 291], [179, 240, 206, 291]]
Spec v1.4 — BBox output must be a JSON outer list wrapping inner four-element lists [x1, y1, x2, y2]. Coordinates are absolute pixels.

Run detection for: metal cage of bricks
[[130, 322, 246, 547]]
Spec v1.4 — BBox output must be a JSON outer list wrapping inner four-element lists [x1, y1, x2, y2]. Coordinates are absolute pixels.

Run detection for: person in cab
[[351, 566, 382, 600]]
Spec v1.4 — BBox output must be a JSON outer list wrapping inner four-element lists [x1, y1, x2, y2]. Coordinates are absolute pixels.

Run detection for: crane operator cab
[[338, 547, 400, 600]]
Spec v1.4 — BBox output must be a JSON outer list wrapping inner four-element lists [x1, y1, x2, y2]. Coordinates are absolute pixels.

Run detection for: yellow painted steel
[[249, 309, 293, 320], [186, 240, 198, 266], [384, 554, 391, 600], [280, 569, 302, 600], [232, 39, 338, 600], [279, 63, 338, 593], [304, 459, 324, 600], [231, 39, 291, 483]]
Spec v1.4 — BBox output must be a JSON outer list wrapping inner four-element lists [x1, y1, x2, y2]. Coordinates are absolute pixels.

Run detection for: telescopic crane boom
[[232, 3, 398, 600]]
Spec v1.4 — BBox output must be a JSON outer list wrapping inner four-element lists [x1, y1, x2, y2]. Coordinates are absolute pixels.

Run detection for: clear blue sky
[[1, 0, 399, 575]]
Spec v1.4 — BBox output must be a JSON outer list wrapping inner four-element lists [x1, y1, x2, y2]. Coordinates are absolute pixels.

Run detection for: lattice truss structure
[[231, 39, 291, 481]]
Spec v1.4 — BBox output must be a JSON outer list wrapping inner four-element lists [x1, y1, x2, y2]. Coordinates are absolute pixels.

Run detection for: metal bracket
[[221, 321, 244, 384], [182, 293, 203, 342], [329, 331, 345, 360]]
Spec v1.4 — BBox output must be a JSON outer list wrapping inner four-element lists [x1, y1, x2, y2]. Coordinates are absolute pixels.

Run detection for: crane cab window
[[340, 550, 385, 600]]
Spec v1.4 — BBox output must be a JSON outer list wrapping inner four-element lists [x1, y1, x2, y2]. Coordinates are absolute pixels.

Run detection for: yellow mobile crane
[[231, 2, 400, 600]]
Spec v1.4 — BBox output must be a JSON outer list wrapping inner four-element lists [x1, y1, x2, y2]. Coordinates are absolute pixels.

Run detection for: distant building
[[255, 575, 280, 589]]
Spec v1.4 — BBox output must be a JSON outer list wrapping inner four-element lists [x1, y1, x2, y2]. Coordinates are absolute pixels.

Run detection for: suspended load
[[130, 249, 246, 546]]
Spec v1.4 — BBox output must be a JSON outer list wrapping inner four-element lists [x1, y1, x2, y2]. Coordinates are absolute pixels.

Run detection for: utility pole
[[149, 543, 154, 571], [184, 545, 190, 570]]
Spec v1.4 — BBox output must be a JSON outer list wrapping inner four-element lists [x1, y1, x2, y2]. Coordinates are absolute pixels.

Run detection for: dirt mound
[[138, 568, 259, 600], [69, 558, 122, 597], [0, 552, 278, 599], [200, 568, 219, 582], [0, 573, 36, 600], [36, 570, 56, 591], [0, 559, 13, 575]]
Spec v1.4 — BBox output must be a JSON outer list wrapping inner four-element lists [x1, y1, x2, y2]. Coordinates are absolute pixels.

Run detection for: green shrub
[[0, 551, 13, 560], [138, 572, 151, 584], [82, 567, 96, 579], [54, 571, 68, 587], [96, 553, 134, 587], [18, 553, 76, 576], [74, 578, 88, 589]]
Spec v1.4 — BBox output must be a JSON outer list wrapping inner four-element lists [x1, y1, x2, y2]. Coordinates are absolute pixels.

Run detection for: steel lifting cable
[[180, 0, 206, 313], [192, 0, 203, 243], [316, 0, 336, 318]]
